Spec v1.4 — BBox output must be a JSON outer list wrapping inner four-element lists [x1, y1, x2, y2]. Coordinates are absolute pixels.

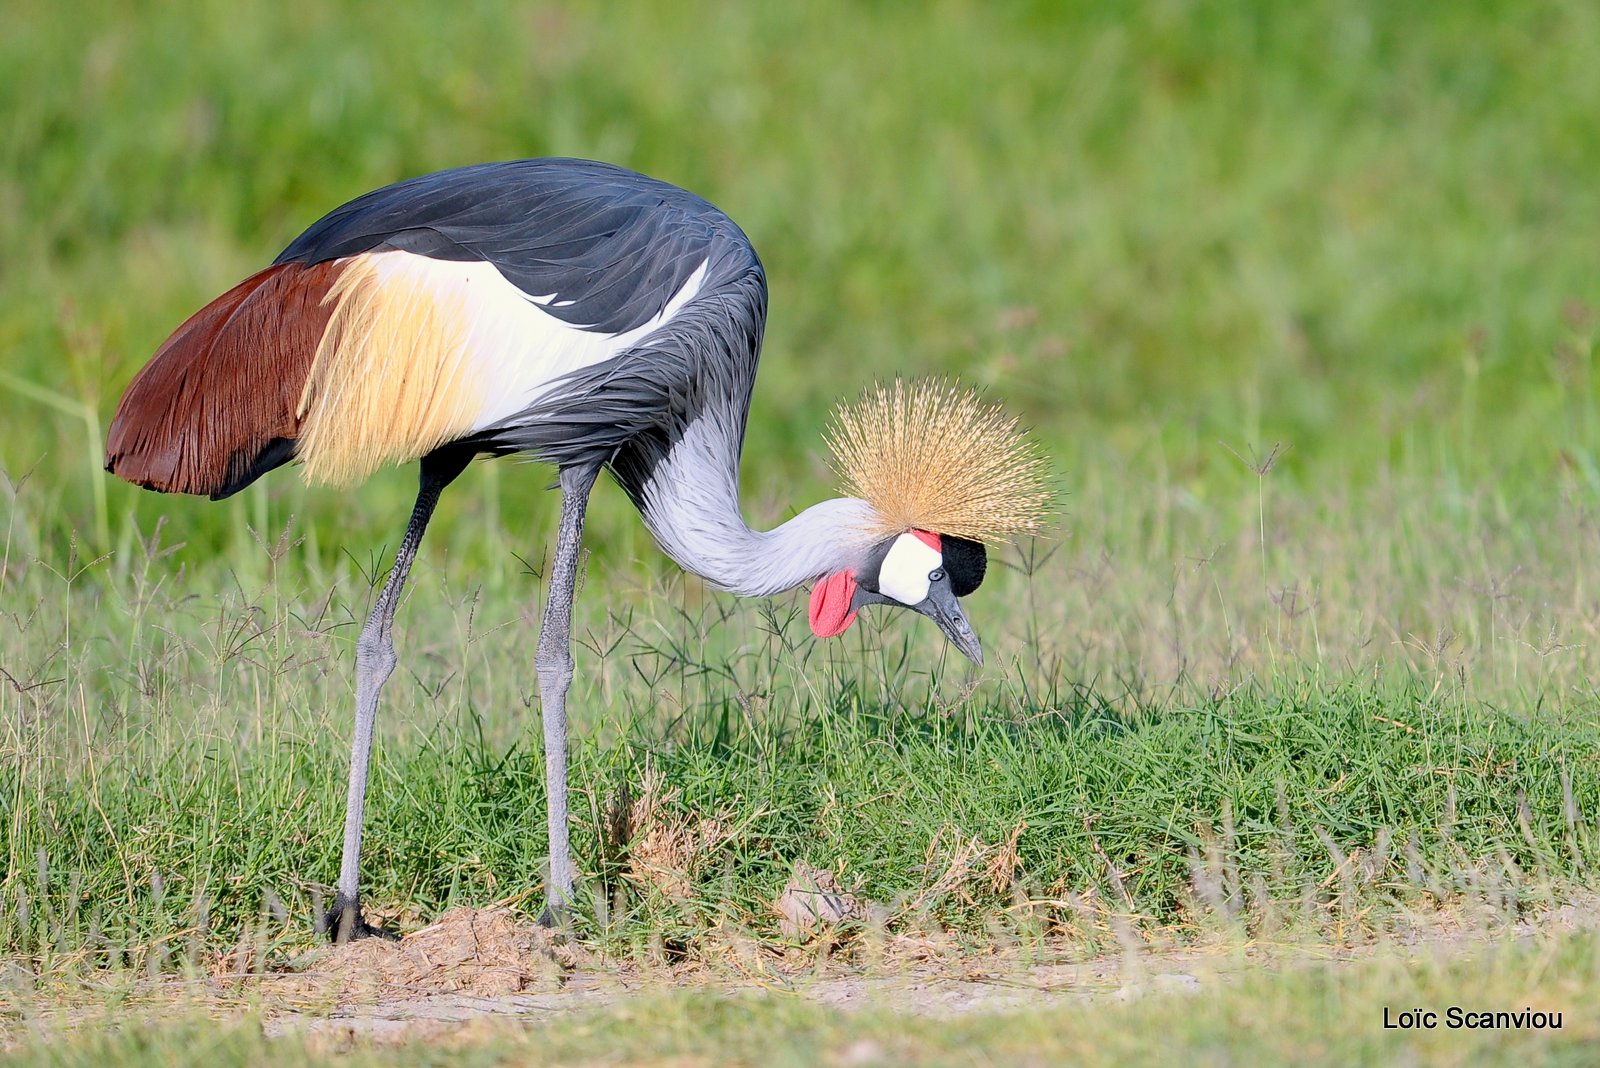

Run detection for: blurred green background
[[2, 0, 1596, 567]]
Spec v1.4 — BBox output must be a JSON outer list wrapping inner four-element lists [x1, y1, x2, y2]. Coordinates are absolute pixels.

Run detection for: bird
[[103, 157, 1048, 942]]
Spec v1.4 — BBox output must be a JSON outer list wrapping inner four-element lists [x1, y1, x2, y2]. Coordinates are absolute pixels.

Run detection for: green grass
[[4, 0, 1600, 1060], [3, 529, 1598, 966]]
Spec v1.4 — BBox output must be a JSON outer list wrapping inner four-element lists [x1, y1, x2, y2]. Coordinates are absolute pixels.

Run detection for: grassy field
[[4, 0, 1600, 1062]]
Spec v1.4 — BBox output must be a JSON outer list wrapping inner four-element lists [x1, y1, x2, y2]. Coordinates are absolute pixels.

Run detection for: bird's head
[[808, 379, 1049, 665], [809, 528, 987, 662]]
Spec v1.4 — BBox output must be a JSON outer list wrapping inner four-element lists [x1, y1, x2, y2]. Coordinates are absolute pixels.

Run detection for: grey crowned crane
[[104, 158, 1048, 942]]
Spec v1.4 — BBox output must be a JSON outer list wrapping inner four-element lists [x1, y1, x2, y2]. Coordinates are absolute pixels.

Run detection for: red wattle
[[809, 571, 859, 637]]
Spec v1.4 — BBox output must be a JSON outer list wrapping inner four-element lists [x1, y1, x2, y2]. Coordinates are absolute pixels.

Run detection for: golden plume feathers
[[295, 254, 484, 485], [826, 379, 1050, 542]]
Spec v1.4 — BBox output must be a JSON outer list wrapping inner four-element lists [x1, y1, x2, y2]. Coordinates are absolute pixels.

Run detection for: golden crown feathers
[[826, 379, 1051, 542]]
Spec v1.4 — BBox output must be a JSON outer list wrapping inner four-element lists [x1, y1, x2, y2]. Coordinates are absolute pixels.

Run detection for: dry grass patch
[[611, 764, 740, 901], [283, 908, 582, 999]]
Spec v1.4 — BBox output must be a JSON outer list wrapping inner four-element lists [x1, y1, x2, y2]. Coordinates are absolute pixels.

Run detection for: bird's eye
[[929, 568, 945, 582]]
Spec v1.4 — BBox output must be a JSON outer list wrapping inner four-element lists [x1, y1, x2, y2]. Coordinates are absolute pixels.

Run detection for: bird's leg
[[535, 461, 601, 926], [324, 448, 471, 943]]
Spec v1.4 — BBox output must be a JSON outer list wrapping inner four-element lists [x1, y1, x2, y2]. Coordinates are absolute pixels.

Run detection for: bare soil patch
[[248, 896, 1600, 1041], [7, 899, 1595, 1049], [278, 907, 586, 1000], [231, 905, 1180, 1040]]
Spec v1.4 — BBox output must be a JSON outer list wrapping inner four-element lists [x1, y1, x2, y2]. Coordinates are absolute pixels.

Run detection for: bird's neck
[[626, 418, 881, 597]]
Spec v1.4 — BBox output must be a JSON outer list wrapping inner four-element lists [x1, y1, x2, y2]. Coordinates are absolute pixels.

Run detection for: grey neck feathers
[[630, 415, 882, 597]]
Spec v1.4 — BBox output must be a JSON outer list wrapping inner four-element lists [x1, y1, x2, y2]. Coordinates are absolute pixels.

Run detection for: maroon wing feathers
[[104, 261, 342, 499]]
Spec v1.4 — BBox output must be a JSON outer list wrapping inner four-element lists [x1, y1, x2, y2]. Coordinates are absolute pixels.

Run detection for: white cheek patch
[[878, 533, 942, 606]]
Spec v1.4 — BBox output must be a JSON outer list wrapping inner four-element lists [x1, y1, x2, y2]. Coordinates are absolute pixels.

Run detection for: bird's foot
[[320, 893, 400, 944], [538, 898, 574, 934]]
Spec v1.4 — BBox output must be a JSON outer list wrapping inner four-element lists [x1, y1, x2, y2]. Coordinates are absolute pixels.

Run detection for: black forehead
[[858, 533, 987, 598], [942, 535, 986, 597]]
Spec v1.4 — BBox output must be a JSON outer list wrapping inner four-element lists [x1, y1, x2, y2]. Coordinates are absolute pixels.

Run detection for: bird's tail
[[104, 261, 343, 500]]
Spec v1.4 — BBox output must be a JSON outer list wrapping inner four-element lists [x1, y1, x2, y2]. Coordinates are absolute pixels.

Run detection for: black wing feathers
[[275, 158, 741, 336]]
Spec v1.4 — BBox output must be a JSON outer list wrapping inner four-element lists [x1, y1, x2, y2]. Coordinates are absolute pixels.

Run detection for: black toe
[[321, 894, 399, 943], [538, 901, 572, 931]]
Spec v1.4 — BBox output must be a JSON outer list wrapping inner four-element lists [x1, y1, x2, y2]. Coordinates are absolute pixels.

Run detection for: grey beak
[[919, 584, 984, 666], [849, 577, 985, 666]]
